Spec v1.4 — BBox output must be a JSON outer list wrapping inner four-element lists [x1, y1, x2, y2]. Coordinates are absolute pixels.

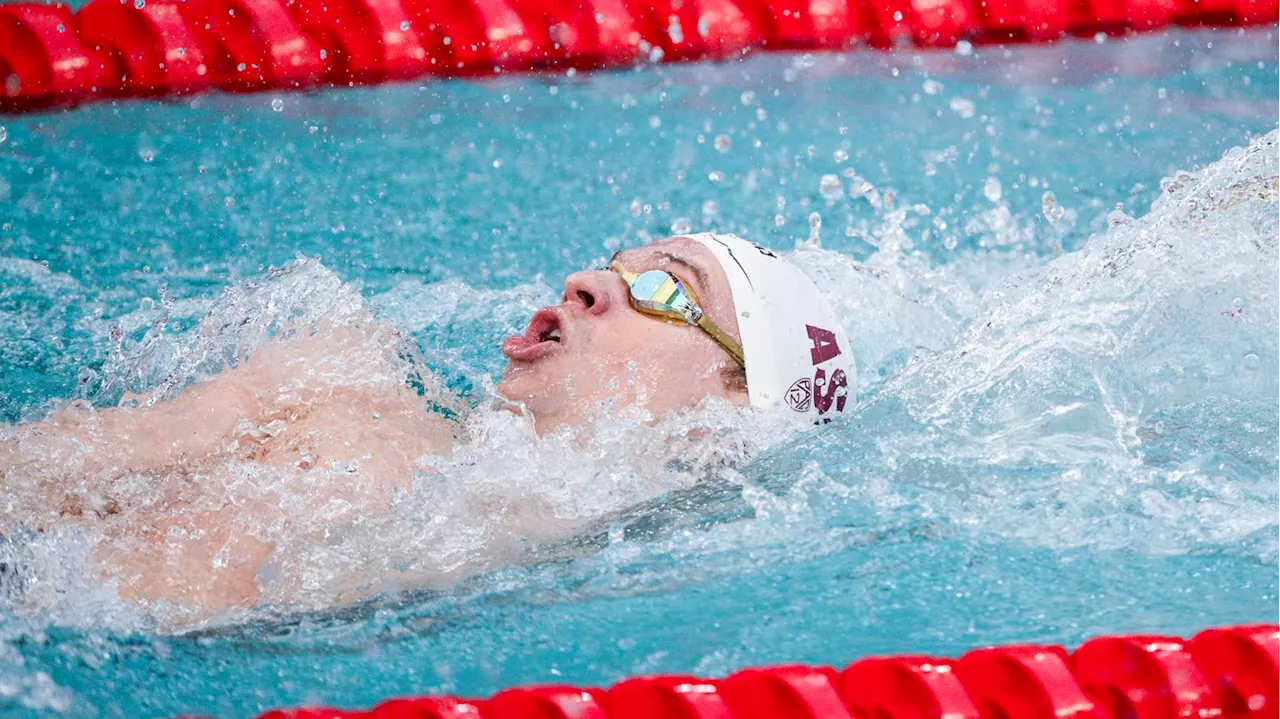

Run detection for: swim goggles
[[608, 261, 746, 368]]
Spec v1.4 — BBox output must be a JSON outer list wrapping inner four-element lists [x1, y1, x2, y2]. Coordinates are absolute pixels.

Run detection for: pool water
[[0, 27, 1277, 718]]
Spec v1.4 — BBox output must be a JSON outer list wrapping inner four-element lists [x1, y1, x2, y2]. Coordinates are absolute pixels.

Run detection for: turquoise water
[[0, 27, 1277, 717]]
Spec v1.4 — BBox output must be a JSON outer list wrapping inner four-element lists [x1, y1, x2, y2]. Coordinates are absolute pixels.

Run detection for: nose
[[562, 269, 620, 316]]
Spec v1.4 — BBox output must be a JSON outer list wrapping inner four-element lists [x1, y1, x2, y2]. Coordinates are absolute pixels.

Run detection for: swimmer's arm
[[3, 320, 453, 480], [0, 371, 259, 484]]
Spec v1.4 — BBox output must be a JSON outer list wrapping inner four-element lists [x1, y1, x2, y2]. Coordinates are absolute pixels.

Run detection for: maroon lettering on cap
[[813, 367, 848, 416], [806, 324, 841, 366], [785, 377, 812, 412]]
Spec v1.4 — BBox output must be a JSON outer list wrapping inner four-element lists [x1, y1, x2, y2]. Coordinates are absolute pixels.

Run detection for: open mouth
[[501, 307, 566, 362]]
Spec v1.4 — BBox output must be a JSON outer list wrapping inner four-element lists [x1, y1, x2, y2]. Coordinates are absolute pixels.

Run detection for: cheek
[[579, 315, 666, 362], [612, 325, 721, 388]]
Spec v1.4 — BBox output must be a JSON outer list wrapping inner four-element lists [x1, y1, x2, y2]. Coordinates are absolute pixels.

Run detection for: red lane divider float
[[219, 624, 1280, 719], [0, 4, 99, 110], [183, 0, 328, 91], [1, 0, 1277, 111], [840, 655, 980, 719], [1072, 634, 1221, 719], [284, 0, 432, 84], [75, 0, 212, 96]]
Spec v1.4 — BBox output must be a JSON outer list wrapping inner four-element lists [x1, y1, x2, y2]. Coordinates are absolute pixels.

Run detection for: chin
[[494, 367, 529, 405], [496, 362, 555, 416]]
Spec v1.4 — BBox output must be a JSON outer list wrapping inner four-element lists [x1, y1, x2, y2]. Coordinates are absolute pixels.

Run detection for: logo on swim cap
[[785, 378, 812, 412]]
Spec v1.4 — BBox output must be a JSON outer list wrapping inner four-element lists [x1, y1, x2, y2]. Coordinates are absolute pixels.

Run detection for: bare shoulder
[[1, 317, 459, 526], [200, 317, 460, 473]]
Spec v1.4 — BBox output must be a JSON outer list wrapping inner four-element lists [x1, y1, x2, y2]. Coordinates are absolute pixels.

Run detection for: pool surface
[[0, 27, 1277, 718]]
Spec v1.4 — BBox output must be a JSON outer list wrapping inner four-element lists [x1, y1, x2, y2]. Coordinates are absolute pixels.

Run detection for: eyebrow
[[610, 250, 711, 294]]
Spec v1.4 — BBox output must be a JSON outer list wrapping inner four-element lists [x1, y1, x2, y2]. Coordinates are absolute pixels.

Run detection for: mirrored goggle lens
[[628, 270, 690, 317]]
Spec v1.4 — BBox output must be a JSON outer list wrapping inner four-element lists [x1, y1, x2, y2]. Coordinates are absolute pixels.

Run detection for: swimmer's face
[[497, 236, 748, 433]]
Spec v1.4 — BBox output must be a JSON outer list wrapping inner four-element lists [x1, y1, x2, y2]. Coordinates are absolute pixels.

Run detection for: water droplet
[[400, 20, 410, 31], [922, 79, 943, 95], [137, 132, 156, 162], [236, 62, 247, 72], [819, 174, 843, 201], [648, 116, 661, 129], [133, 0, 144, 8], [666, 18, 683, 44], [807, 212, 822, 243], [833, 148, 848, 163], [949, 97, 975, 119], [983, 177, 1002, 203], [1041, 191, 1065, 223], [740, 90, 756, 106], [271, 98, 283, 112], [0, 126, 7, 144], [954, 40, 973, 56], [1106, 209, 1133, 228], [774, 214, 786, 227], [320, 48, 328, 60], [714, 134, 732, 152], [1094, 31, 1107, 43], [1243, 353, 1260, 371], [670, 218, 693, 234], [707, 170, 724, 183]]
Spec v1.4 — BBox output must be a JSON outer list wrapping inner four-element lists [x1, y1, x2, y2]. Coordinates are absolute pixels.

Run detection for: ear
[[715, 360, 750, 404]]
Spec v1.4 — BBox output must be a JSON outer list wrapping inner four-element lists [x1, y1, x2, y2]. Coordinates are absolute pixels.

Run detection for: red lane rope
[[187, 623, 1279, 719], [0, 0, 1276, 112]]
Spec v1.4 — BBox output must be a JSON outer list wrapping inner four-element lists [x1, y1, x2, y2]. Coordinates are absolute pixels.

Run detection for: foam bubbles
[[1, 133, 1276, 641], [849, 130, 1280, 552], [819, 174, 843, 201]]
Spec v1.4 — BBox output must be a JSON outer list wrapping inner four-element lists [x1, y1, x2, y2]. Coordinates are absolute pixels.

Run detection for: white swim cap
[[686, 233, 855, 423]]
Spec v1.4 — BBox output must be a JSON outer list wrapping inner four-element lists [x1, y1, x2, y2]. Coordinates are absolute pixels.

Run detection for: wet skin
[[497, 236, 747, 433], [0, 236, 748, 624]]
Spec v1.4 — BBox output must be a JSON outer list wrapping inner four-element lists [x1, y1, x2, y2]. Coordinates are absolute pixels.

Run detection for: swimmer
[[0, 233, 853, 623]]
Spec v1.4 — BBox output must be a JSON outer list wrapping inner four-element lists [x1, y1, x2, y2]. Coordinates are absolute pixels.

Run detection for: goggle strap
[[696, 315, 746, 368]]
